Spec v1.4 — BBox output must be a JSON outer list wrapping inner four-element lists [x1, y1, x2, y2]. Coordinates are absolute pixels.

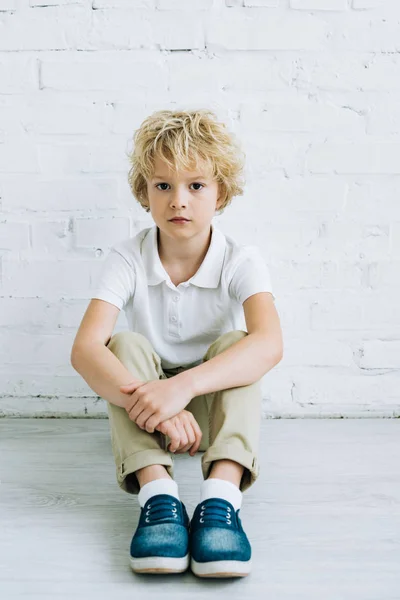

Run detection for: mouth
[[169, 218, 190, 222]]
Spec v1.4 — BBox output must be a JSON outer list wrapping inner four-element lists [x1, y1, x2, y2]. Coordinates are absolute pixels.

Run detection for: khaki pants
[[106, 330, 262, 495]]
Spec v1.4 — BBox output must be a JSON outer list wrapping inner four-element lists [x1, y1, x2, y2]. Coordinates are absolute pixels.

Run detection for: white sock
[[138, 478, 179, 508], [199, 478, 243, 512]]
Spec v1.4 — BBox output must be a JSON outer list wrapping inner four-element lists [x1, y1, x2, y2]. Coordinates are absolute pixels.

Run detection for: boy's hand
[[119, 377, 194, 433], [156, 409, 203, 456]]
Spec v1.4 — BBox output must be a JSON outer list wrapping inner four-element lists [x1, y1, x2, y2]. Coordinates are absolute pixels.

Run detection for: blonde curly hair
[[127, 109, 245, 215]]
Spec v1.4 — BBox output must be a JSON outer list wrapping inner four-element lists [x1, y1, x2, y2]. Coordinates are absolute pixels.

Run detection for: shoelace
[[144, 497, 179, 524], [198, 501, 232, 526]]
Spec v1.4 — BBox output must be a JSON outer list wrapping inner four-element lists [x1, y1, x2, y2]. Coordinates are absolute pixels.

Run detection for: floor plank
[[0, 418, 399, 599]]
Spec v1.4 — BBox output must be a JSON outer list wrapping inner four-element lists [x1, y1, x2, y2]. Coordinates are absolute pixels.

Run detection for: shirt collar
[[142, 222, 226, 288]]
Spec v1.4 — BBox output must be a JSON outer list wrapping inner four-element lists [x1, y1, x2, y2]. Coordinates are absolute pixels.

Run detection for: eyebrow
[[152, 174, 208, 180]]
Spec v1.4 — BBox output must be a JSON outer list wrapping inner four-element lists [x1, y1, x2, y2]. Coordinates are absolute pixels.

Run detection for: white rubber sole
[[190, 557, 252, 578], [130, 553, 189, 574]]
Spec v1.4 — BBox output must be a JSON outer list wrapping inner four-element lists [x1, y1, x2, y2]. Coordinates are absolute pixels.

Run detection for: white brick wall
[[0, 0, 399, 417]]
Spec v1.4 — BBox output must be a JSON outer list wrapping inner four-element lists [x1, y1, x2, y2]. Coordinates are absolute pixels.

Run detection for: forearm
[[174, 333, 282, 398], [71, 343, 136, 409]]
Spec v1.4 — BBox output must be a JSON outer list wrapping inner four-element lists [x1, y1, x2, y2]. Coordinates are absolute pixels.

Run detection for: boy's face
[[146, 155, 222, 236]]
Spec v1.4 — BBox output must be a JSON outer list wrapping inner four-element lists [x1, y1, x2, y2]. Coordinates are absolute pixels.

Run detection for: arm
[[174, 332, 281, 398], [71, 299, 138, 409], [174, 291, 283, 398], [71, 343, 136, 409]]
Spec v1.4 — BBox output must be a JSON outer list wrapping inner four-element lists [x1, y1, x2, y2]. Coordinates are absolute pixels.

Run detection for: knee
[[107, 331, 150, 355], [205, 330, 247, 358]]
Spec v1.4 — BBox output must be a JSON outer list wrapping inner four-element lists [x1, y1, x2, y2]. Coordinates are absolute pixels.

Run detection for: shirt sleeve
[[91, 248, 136, 311], [229, 246, 275, 305]]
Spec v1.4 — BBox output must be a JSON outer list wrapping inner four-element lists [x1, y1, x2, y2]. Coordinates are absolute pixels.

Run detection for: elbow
[[264, 349, 282, 369], [263, 337, 283, 366], [271, 344, 283, 366], [70, 346, 81, 370], [70, 353, 77, 370], [275, 342, 284, 364]]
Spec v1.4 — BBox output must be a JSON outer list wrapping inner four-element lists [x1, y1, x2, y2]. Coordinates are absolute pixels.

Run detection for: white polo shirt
[[92, 222, 275, 370]]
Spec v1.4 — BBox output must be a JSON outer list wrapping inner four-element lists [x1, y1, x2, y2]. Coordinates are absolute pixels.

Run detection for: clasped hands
[[119, 376, 203, 456]]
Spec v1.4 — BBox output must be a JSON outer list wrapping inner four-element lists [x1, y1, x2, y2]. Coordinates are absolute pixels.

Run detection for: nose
[[170, 187, 188, 209]]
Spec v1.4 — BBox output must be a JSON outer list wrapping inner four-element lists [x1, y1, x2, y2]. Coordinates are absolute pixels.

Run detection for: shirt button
[[171, 316, 177, 322], [173, 296, 180, 302]]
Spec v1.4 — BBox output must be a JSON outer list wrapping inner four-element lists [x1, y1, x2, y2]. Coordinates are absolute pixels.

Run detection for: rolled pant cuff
[[201, 444, 260, 493], [117, 449, 174, 495]]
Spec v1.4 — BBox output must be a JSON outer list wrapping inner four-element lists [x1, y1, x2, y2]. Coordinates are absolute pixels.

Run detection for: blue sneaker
[[130, 493, 190, 574], [189, 497, 252, 578]]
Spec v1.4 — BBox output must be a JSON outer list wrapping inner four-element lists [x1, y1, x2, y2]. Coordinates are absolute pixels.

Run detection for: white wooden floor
[[0, 418, 399, 599]]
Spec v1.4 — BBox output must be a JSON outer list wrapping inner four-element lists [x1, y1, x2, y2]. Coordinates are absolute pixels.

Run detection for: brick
[[30, 0, 85, 5], [0, 331, 77, 368], [2, 178, 119, 211], [352, 0, 384, 7], [240, 98, 365, 134], [311, 291, 400, 333], [345, 180, 400, 224], [274, 291, 313, 334], [391, 223, 400, 258], [290, 370, 400, 413], [40, 54, 166, 91], [293, 53, 400, 91], [327, 11, 400, 52], [245, 176, 347, 215], [21, 99, 112, 135], [0, 55, 39, 93], [74, 217, 131, 250], [30, 220, 71, 255], [89, 10, 152, 50], [0, 222, 30, 252], [1, 256, 93, 296], [111, 102, 171, 135], [36, 138, 130, 175], [281, 339, 353, 367], [156, 0, 212, 8], [0, 141, 39, 173], [0, 6, 89, 51], [366, 95, 400, 135], [307, 142, 400, 174], [93, 0, 152, 6], [357, 341, 400, 369], [244, 0, 279, 6], [291, 0, 348, 9], [207, 8, 327, 50], [367, 260, 400, 291], [151, 10, 205, 49], [0, 0, 17, 10]]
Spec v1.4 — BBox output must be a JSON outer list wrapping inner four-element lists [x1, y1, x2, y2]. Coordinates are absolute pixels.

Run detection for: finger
[[155, 419, 170, 435], [125, 391, 140, 416], [135, 407, 154, 430], [120, 385, 139, 394], [179, 420, 196, 454], [174, 420, 188, 453], [120, 380, 142, 391], [188, 417, 203, 456], [167, 423, 181, 453], [127, 394, 148, 423], [144, 414, 161, 433], [121, 381, 146, 396]]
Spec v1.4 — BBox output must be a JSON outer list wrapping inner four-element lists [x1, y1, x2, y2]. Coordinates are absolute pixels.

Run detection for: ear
[[216, 184, 225, 210], [216, 196, 225, 211]]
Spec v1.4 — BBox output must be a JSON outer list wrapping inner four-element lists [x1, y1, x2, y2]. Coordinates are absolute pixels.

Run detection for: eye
[[155, 182, 205, 191]]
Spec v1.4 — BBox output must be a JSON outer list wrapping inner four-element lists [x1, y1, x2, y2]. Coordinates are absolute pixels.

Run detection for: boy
[[70, 109, 283, 579]]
